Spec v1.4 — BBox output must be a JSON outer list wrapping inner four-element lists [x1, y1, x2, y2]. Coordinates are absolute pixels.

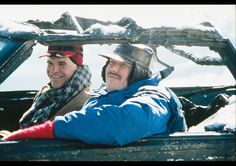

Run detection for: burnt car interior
[[0, 12, 235, 161]]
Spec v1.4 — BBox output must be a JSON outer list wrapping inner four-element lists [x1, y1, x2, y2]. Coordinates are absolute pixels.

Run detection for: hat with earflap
[[99, 44, 154, 85], [41, 44, 83, 66]]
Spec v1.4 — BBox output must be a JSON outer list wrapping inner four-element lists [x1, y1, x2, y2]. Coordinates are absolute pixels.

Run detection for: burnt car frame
[[0, 12, 235, 161]]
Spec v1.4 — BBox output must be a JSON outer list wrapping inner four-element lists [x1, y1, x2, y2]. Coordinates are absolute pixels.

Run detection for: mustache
[[107, 72, 121, 79]]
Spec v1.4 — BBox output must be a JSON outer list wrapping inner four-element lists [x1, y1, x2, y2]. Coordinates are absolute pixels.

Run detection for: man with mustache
[[1, 44, 187, 146]]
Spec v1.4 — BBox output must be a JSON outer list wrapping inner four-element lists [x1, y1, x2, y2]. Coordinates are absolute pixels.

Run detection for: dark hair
[[101, 59, 151, 86]]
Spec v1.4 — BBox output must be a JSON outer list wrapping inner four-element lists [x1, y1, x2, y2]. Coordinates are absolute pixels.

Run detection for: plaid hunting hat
[[41, 44, 83, 65]]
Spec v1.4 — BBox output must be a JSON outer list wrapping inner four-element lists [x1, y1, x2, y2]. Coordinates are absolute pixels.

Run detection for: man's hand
[[0, 130, 12, 140]]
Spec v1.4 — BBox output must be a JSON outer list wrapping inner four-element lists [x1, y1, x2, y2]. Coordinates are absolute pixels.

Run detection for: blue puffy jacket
[[54, 74, 187, 146]]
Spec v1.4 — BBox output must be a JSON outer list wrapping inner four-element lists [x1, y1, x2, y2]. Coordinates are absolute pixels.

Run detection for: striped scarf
[[19, 65, 91, 128]]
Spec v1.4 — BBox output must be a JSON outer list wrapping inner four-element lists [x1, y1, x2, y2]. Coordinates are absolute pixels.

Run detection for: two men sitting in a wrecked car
[[1, 44, 187, 146]]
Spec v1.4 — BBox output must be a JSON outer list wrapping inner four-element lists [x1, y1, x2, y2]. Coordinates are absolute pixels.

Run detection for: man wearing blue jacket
[[2, 44, 187, 146]]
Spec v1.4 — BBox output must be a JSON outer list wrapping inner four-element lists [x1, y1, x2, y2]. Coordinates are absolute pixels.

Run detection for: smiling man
[[105, 59, 132, 91], [2, 44, 187, 146], [18, 45, 92, 129], [47, 54, 77, 89]]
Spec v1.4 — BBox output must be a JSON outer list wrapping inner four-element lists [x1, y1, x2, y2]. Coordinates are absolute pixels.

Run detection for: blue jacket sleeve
[[54, 95, 171, 146]]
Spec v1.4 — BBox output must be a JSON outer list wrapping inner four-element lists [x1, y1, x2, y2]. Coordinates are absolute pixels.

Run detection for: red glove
[[3, 120, 55, 141]]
